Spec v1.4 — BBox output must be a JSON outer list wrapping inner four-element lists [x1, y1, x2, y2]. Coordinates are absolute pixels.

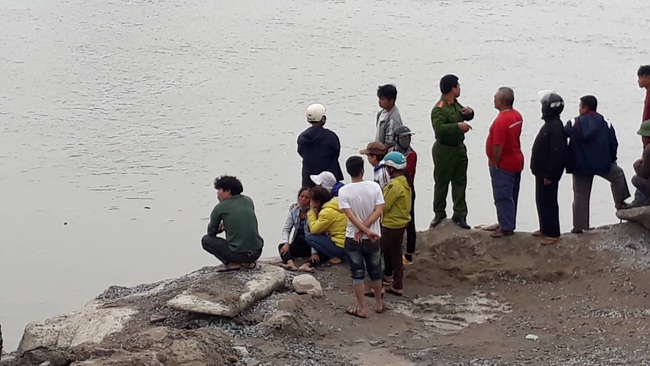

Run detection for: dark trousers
[[572, 163, 630, 231], [535, 177, 560, 238], [277, 237, 311, 264], [432, 142, 468, 219], [490, 167, 521, 232], [201, 235, 262, 266], [405, 190, 416, 255], [380, 226, 406, 290]]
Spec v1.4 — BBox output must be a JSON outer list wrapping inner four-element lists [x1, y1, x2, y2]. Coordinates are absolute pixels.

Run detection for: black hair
[[310, 186, 332, 206], [580, 95, 598, 112], [345, 156, 364, 177], [297, 187, 310, 198], [369, 152, 387, 161], [377, 84, 397, 101], [214, 175, 243, 195], [638, 65, 650, 77], [440, 74, 459, 94]]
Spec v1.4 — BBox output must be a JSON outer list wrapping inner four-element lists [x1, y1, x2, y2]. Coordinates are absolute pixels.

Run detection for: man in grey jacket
[[375, 84, 403, 147]]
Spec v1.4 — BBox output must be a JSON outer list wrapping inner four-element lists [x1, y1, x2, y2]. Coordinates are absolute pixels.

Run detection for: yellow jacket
[[382, 175, 412, 229], [307, 198, 347, 248]]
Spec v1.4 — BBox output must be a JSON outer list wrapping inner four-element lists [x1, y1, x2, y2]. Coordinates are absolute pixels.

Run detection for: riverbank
[[2, 220, 650, 365]]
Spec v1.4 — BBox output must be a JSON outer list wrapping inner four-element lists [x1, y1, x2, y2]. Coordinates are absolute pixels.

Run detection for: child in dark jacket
[[530, 92, 568, 245]]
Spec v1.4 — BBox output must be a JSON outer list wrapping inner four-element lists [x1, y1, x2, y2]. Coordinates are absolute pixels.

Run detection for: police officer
[[429, 74, 474, 229]]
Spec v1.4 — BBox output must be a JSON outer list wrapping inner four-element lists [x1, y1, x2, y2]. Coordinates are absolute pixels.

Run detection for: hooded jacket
[[382, 175, 412, 229], [297, 125, 344, 186], [530, 116, 568, 181], [306, 197, 347, 248], [375, 106, 403, 147], [564, 111, 618, 175]]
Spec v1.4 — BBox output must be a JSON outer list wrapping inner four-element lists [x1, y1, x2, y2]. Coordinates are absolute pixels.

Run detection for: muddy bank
[[2, 220, 650, 365]]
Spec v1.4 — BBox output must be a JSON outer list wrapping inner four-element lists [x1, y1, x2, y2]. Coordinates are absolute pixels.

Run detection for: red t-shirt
[[641, 90, 650, 122], [486, 109, 524, 172]]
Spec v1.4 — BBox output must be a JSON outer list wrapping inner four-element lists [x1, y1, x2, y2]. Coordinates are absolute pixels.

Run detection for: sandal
[[540, 236, 561, 245], [217, 265, 241, 273], [246, 262, 257, 270], [386, 287, 404, 297], [375, 304, 389, 314], [531, 230, 543, 237], [345, 306, 367, 319]]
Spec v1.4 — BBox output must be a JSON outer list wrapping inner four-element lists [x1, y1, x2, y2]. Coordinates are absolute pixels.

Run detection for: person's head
[[493, 86, 515, 111], [297, 187, 311, 209], [636, 119, 650, 146], [213, 175, 243, 201], [309, 185, 332, 210], [345, 156, 365, 179], [381, 151, 407, 177], [306, 103, 326, 126], [637, 65, 650, 89], [579, 95, 598, 114], [377, 84, 397, 110], [539, 90, 564, 119], [310, 171, 337, 192], [440, 74, 460, 98], [393, 125, 414, 151], [359, 141, 387, 166]]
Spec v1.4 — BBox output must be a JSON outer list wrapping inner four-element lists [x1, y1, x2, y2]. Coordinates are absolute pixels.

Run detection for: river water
[[1, 0, 648, 351]]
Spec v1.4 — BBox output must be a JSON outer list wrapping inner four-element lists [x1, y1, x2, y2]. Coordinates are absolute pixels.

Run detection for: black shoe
[[452, 217, 471, 229], [429, 217, 444, 228]]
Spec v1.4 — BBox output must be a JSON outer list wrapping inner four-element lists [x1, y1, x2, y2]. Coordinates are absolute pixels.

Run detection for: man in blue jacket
[[565, 95, 631, 233]]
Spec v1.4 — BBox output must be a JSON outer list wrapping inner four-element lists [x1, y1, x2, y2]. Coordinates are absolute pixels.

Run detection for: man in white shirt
[[338, 156, 385, 318]]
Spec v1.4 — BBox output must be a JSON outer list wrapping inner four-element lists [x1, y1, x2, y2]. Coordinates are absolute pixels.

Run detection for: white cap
[[306, 104, 326, 122], [310, 171, 337, 192]]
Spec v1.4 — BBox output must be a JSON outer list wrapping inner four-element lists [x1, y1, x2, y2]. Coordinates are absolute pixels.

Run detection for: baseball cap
[[306, 104, 326, 123], [310, 171, 337, 192], [359, 141, 387, 155]]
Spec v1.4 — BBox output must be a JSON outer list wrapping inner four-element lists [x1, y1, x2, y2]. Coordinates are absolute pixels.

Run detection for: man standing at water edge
[[429, 74, 474, 229], [633, 65, 650, 205], [375, 84, 403, 148], [201, 176, 264, 272], [565, 95, 630, 234], [485, 87, 523, 238], [298, 104, 344, 188]]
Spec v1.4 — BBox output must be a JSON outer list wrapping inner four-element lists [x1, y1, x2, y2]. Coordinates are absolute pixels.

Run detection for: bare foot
[[297, 263, 315, 273]]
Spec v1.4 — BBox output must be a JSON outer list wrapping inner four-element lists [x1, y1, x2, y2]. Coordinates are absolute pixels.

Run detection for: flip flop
[[345, 306, 367, 319], [217, 266, 241, 273], [364, 290, 384, 298], [375, 304, 389, 314], [385, 287, 404, 297]]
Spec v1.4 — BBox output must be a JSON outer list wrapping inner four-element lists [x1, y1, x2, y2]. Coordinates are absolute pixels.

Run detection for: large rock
[[616, 206, 650, 229], [292, 274, 323, 297], [17, 301, 137, 355], [167, 264, 285, 317]]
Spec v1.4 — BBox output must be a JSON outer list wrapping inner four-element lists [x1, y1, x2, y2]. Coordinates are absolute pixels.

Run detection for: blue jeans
[[490, 167, 521, 232], [345, 238, 382, 281], [305, 234, 347, 260]]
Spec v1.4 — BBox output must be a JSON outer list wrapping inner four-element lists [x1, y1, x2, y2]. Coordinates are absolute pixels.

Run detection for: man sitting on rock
[[632, 120, 650, 205], [201, 175, 264, 272]]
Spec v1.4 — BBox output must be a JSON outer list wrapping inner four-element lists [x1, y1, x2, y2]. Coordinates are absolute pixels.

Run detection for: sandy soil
[[3, 220, 649, 365]]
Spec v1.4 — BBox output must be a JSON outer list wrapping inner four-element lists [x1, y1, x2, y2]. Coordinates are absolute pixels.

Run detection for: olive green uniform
[[431, 97, 474, 220]]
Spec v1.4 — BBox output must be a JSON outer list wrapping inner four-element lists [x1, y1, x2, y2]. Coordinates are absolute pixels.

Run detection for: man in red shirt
[[633, 66, 650, 205], [485, 87, 524, 238]]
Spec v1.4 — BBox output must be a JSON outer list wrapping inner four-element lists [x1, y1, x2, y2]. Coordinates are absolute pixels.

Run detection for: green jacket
[[207, 195, 264, 252], [382, 175, 412, 229], [430, 97, 474, 146]]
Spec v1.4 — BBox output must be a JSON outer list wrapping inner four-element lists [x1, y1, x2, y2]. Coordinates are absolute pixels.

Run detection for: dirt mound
[[410, 221, 619, 287]]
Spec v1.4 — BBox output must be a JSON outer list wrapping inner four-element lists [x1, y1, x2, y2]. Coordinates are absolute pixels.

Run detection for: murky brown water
[[1, 0, 648, 350]]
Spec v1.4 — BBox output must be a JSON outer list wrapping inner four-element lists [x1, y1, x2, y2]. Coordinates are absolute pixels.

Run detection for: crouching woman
[[301, 186, 347, 270], [278, 187, 312, 271]]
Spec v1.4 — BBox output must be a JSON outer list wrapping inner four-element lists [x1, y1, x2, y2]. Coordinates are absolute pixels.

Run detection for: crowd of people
[[199, 65, 650, 318]]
